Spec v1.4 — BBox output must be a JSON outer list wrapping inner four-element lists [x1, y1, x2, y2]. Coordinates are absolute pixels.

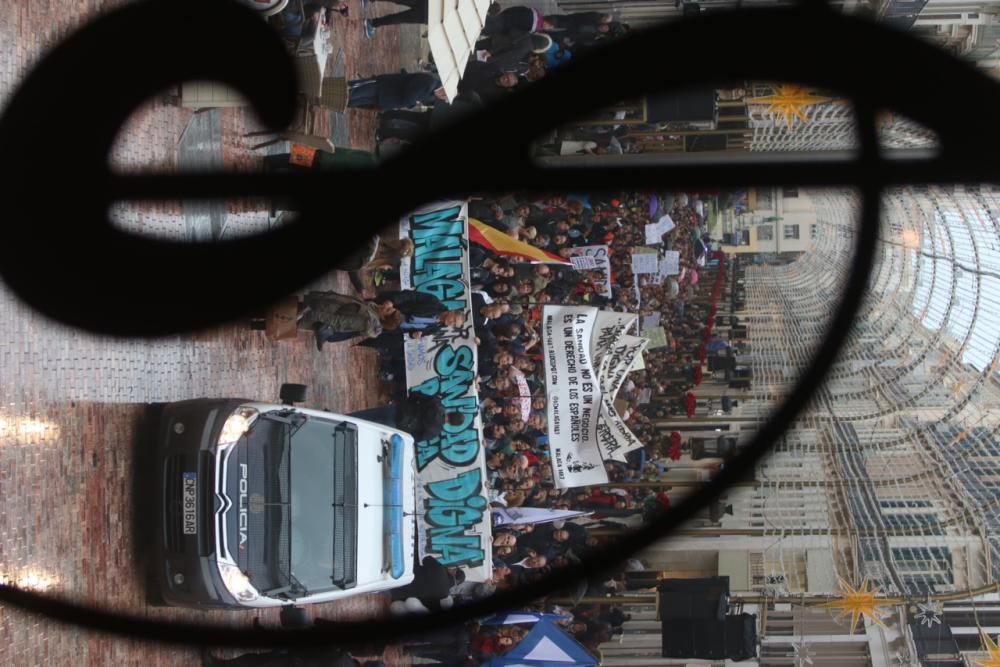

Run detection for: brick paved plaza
[[0, 0, 420, 664]]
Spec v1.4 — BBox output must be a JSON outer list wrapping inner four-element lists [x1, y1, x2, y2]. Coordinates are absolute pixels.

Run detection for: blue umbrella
[[485, 620, 598, 667]]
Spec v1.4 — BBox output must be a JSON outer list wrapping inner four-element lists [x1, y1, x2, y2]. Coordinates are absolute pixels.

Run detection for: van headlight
[[219, 563, 259, 602], [217, 407, 259, 449]]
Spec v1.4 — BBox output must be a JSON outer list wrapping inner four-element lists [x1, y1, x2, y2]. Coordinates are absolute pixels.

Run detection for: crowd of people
[[250, 189, 729, 665], [241, 5, 742, 666]]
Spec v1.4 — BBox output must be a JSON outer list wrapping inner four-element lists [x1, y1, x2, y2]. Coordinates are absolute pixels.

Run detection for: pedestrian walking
[[347, 72, 447, 111], [362, 0, 428, 39]]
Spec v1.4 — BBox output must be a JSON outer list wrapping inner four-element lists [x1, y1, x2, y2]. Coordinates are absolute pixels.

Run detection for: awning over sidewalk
[[427, 0, 492, 101]]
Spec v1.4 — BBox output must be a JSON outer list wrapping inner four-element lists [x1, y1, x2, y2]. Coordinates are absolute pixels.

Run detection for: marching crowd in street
[[231, 5, 743, 666], [258, 188, 733, 666]]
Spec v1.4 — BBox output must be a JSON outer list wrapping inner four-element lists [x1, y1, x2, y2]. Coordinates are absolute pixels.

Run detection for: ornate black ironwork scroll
[[0, 0, 997, 649]]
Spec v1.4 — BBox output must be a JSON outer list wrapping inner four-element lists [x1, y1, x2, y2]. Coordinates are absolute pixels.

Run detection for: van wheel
[[279, 383, 308, 405]]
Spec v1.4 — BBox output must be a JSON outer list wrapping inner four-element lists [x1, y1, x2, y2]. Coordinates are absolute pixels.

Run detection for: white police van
[[152, 384, 416, 609]]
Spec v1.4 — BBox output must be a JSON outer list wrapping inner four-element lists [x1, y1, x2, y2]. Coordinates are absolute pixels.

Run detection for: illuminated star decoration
[[818, 577, 901, 632], [976, 630, 1000, 667], [790, 641, 815, 666], [749, 84, 833, 129], [913, 599, 943, 628]]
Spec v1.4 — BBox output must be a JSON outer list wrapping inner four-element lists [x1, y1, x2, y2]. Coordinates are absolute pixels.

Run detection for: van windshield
[[288, 417, 358, 594]]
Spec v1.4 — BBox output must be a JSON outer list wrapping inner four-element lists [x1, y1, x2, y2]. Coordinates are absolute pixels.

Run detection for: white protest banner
[[590, 311, 638, 380], [507, 366, 532, 421], [640, 326, 669, 350], [630, 251, 659, 275], [400, 200, 492, 582], [591, 328, 647, 464], [632, 351, 647, 372], [659, 250, 681, 277], [541, 305, 609, 488], [570, 255, 598, 270], [596, 395, 645, 461], [601, 335, 649, 397], [492, 506, 593, 527], [645, 214, 675, 244], [641, 312, 661, 331], [568, 246, 613, 297]]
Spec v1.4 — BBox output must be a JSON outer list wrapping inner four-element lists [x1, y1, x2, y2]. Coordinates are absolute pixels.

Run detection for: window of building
[[811, 224, 818, 240], [883, 513, 943, 535], [757, 225, 774, 241], [783, 187, 799, 198], [890, 546, 953, 584], [879, 500, 933, 509], [784, 224, 800, 240]]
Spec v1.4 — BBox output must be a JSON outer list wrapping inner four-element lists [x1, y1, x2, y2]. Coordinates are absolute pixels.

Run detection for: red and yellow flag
[[469, 218, 570, 264]]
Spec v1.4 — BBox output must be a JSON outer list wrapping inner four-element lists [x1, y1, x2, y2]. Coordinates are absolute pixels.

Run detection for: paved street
[[0, 0, 419, 664]]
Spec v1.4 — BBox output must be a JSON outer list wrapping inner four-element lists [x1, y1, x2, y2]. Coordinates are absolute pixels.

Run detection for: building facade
[[597, 186, 1000, 666]]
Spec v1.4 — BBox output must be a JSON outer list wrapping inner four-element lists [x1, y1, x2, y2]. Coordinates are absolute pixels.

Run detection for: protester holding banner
[[331, 190, 729, 667]]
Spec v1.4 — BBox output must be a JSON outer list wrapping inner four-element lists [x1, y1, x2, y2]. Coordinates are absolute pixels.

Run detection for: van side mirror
[[279, 383, 308, 405]]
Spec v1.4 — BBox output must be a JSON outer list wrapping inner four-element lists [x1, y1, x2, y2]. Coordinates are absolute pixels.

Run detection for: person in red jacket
[[471, 633, 515, 659], [582, 488, 629, 509], [684, 392, 697, 418]]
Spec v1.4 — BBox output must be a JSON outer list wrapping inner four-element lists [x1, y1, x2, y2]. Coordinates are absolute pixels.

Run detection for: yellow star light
[[749, 84, 833, 129], [818, 577, 901, 632], [975, 630, 1000, 667]]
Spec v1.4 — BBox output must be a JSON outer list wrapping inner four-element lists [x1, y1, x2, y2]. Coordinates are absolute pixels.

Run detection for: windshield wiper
[[261, 572, 308, 600]]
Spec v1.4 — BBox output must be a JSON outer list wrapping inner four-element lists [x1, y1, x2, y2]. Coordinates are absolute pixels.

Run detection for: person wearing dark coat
[[458, 61, 519, 104], [391, 555, 454, 606], [347, 72, 444, 110], [471, 291, 492, 332], [378, 93, 484, 143], [519, 522, 587, 557], [371, 289, 447, 318], [364, 0, 427, 36], [482, 33, 551, 76], [481, 5, 544, 38]]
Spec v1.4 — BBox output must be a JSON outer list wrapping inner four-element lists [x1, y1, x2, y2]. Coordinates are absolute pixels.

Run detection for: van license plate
[[182, 472, 197, 535]]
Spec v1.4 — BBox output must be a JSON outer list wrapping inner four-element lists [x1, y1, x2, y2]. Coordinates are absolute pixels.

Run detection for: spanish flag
[[469, 218, 571, 265]]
